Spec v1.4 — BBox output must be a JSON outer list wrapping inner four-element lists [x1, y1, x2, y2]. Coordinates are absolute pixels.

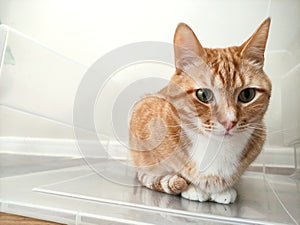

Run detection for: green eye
[[196, 88, 214, 103], [238, 88, 256, 103]]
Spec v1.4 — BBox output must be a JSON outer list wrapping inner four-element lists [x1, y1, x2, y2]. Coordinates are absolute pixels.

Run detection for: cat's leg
[[210, 188, 237, 204], [181, 184, 209, 202], [137, 171, 188, 195]]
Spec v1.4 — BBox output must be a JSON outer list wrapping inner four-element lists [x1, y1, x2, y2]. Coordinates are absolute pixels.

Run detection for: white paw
[[210, 188, 237, 204], [181, 184, 209, 202]]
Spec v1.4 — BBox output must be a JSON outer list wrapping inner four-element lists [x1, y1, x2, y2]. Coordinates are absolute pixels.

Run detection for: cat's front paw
[[210, 188, 237, 204], [181, 184, 209, 202]]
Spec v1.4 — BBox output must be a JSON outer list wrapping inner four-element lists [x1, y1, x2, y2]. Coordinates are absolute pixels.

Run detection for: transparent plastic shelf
[[0, 20, 300, 225]]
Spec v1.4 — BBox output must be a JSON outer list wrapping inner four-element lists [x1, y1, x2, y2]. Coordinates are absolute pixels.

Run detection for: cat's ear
[[240, 18, 271, 69], [174, 23, 206, 71]]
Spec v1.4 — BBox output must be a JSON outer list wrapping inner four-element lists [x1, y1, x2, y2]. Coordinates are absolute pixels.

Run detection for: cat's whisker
[[243, 130, 265, 140], [266, 128, 292, 135], [238, 123, 265, 130], [242, 126, 265, 132], [247, 124, 266, 129], [162, 122, 196, 128]]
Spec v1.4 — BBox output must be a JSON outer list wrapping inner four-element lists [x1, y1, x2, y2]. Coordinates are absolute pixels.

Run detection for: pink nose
[[224, 120, 237, 131]]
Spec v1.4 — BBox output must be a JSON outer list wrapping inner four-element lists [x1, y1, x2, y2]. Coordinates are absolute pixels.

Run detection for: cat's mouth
[[214, 132, 233, 137], [209, 131, 234, 141]]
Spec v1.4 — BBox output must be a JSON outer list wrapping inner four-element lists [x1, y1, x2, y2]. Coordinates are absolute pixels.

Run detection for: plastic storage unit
[[0, 24, 300, 225]]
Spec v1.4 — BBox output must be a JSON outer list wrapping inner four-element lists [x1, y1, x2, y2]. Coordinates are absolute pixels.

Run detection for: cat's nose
[[224, 120, 237, 131]]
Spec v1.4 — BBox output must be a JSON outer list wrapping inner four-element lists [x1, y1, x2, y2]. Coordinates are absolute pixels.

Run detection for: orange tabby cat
[[130, 18, 271, 204]]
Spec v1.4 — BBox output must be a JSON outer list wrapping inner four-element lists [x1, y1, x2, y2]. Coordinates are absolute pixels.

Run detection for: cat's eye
[[238, 88, 256, 103], [196, 89, 214, 103]]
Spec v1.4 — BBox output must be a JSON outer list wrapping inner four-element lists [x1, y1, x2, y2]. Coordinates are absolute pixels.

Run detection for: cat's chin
[[208, 132, 234, 142]]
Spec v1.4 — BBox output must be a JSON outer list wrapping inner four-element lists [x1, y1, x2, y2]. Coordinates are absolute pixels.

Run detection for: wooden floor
[[0, 212, 65, 225]]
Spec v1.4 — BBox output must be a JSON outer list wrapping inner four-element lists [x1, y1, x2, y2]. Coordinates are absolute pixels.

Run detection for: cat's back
[[129, 91, 183, 168], [130, 92, 180, 141]]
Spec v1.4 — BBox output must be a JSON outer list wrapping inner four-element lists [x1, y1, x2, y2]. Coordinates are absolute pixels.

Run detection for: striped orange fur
[[130, 18, 272, 204]]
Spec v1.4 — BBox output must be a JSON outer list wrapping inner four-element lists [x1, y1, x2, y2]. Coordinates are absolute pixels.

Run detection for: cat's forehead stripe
[[206, 47, 244, 88]]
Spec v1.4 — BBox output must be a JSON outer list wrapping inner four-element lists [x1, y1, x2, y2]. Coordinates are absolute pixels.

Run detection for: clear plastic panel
[[0, 25, 87, 134], [33, 165, 298, 224], [0, 24, 300, 225]]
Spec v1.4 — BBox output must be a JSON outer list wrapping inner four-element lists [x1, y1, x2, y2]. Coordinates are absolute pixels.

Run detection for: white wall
[[0, 0, 299, 147], [0, 0, 298, 65]]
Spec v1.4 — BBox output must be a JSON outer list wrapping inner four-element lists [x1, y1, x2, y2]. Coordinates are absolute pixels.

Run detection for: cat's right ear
[[240, 18, 271, 69], [173, 23, 206, 71]]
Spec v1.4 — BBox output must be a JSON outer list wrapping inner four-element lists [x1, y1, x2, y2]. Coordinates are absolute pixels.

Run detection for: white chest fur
[[187, 133, 250, 179]]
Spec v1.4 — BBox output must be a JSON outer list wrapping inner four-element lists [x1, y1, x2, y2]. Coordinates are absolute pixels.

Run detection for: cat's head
[[171, 18, 272, 140]]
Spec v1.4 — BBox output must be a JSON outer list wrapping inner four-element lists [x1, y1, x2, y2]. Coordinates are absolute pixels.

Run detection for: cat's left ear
[[240, 18, 271, 69]]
